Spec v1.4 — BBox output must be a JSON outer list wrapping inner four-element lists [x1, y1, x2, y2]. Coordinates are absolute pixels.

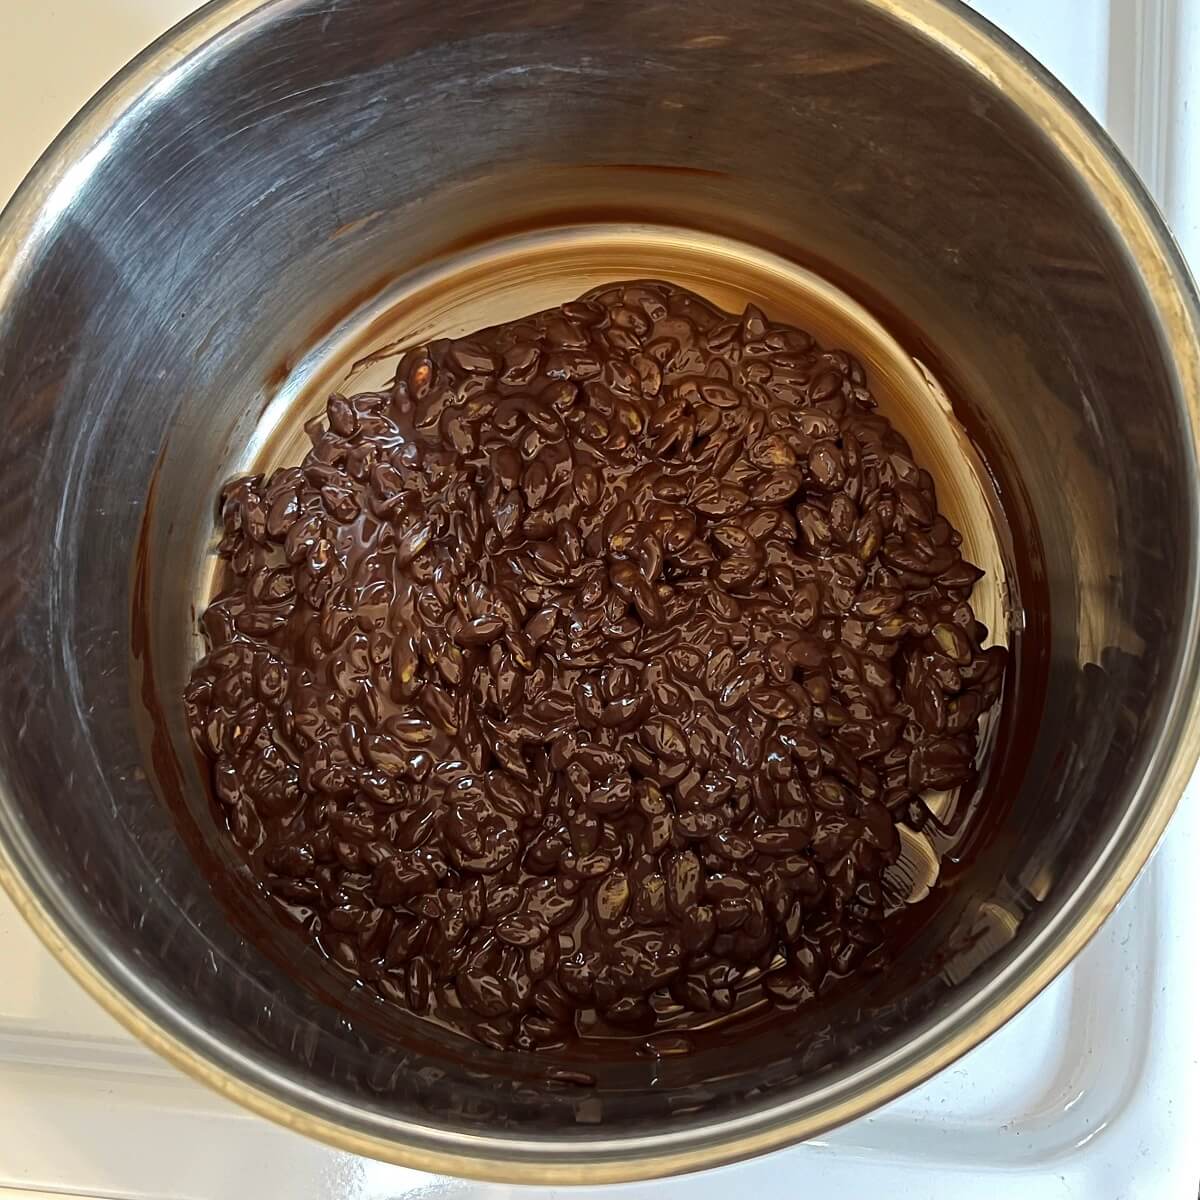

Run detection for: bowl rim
[[1, 0, 1199, 1183]]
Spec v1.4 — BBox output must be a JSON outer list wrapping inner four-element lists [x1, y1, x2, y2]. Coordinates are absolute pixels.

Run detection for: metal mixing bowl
[[1, 0, 1198, 1183]]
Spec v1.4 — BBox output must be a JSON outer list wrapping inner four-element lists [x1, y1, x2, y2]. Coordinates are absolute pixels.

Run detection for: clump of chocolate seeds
[[185, 280, 1006, 1052]]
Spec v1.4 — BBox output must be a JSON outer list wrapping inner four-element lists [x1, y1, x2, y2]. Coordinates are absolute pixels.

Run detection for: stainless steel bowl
[[1, 0, 1198, 1183]]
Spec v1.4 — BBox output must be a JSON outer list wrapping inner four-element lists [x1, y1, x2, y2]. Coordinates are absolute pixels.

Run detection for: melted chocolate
[[184, 280, 1005, 1054]]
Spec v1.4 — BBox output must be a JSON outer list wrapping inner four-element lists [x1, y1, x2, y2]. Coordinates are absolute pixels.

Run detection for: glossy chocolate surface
[[185, 281, 1004, 1053]]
